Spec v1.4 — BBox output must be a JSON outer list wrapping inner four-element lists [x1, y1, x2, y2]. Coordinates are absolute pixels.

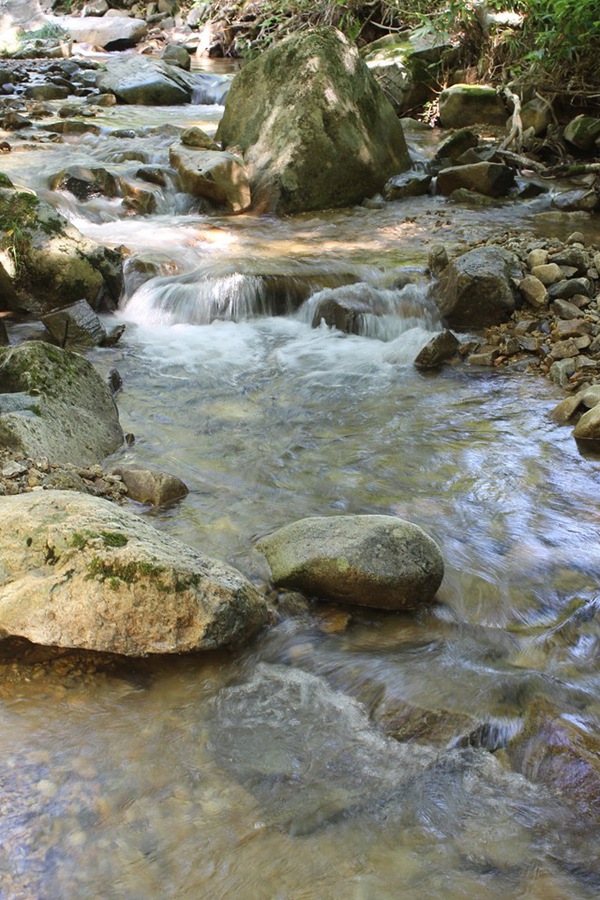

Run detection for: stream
[[1, 57, 600, 899]]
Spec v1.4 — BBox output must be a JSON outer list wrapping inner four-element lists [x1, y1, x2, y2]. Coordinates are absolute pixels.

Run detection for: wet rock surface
[[0, 490, 268, 655], [257, 515, 444, 610]]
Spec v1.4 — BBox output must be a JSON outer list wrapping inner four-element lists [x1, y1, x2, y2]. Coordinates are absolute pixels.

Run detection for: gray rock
[[0, 341, 123, 465], [437, 161, 515, 198], [0, 490, 268, 655], [49, 165, 119, 200], [383, 170, 432, 200], [169, 144, 251, 213], [573, 404, 600, 441], [438, 84, 507, 128], [361, 30, 448, 117], [581, 385, 600, 409], [308, 283, 388, 333], [520, 97, 552, 136], [216, 27, 411, 214], [549, 357, 576, 386], [414, 329, 460, 368], [432, 246, 521, 328], [112, 467, 188, 506], [41, 299, 111, 348], [47, 15, 148, 50], [161, 44, 191, 71], [563, 115, 600, 151], [519, 275, 547, 309], [551, 298, 585, 320], [434, 128, 479, 165], [97, 56, 192, 105], [547, 277, 592, 301], [256, 514, 444, 610]]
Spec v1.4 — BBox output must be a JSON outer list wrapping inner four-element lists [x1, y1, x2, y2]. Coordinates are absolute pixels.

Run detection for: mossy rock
[[216, 27, 411, 214], [0, 341, 123, 465], [0, 186, 122, 314]]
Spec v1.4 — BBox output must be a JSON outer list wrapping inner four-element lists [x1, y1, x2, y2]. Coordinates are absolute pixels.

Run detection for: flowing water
[[1, 64, 600, 898]]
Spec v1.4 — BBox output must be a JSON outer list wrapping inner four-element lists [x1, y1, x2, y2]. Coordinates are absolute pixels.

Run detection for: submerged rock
[[506, 699, 600, 821], [256, 515, 444, 610], [216, 26, 411, 214], [0, 491, 268, 655], [0, 342, 123, 465]]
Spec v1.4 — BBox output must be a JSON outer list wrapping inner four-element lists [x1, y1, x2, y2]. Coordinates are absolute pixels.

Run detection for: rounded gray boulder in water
[[256, 515, 444, 610]]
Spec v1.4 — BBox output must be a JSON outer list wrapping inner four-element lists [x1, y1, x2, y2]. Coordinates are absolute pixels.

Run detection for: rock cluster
[[428, 231, 600, 442]]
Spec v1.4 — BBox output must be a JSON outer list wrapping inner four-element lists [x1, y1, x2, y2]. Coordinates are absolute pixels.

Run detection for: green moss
[[0, 419, 25, 452], [71, 532, 89, 550], [101, 531, 128, 548], [87, 556, 168, 588]]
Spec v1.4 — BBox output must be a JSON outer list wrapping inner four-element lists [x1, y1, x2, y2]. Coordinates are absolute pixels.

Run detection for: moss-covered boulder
[[0, 341, 123, 465], [0, 186, 122, 314], [438, 84, 508, 128], [0, 490, 268, 656], [256, 514, 444, 610], [216, 27, 411, 214], [361, 31, 450, 117], [563, 114, 600, 152]]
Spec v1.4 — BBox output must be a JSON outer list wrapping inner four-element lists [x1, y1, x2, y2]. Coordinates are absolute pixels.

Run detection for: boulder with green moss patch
[[438, 84, 508, 128], [216, 27, 411, 214], [0, 341, 123, 465], [0, 490, 268, 655], [0, 186, 122, 314]]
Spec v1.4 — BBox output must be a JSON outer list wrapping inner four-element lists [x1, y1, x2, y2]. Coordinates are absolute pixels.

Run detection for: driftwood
[[498, 87, 523, 152], [496, 149, 600, 180]]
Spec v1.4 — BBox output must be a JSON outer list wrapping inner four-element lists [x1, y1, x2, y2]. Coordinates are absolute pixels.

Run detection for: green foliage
[[522, 0, 600, 63]]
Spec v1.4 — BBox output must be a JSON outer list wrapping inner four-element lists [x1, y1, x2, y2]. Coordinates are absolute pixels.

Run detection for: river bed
[[1, 69, 600, 898]]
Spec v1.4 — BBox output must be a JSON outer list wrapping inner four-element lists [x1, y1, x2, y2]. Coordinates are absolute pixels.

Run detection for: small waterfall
[[121, 268, 369, 326], [300, 281, 442, 342]]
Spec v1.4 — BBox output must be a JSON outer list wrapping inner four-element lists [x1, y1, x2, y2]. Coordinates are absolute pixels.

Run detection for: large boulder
[[0, 187, 122, 314], [169, 143, 251, 213], [0, 490, 268, 655], [216, 27, 411, 214], [96, 57, 192, 105], [256, 514, 444, 610], [432, 246, 521, 328], [438, 84, 508, 128], [46, 15, 148, 51], [0, 342, 123, 465]]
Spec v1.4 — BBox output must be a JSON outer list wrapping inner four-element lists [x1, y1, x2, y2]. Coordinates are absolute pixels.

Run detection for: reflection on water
[[2, 94, 600, 898]]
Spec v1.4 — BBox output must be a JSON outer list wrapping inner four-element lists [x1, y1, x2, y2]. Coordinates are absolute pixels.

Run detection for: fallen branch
[[496, 149, 600, 180], [498, 87, 523, 152]]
